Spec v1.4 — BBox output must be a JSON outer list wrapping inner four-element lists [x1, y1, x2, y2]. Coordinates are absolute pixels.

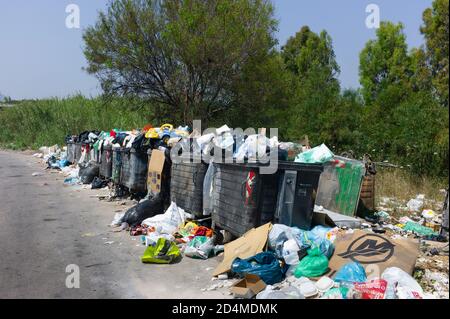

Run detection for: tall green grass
[[0, 95, 154, 149]]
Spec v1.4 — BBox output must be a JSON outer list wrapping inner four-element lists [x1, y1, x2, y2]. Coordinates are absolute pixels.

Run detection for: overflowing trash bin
[[211, 162, 282, 237], [210, 161, 323, 237], [170, 156, 208, 218]]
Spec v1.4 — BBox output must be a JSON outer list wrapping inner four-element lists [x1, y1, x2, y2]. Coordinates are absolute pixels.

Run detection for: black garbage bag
[[121, 194, 164, 227], [91, 177, 108, 189], [79, 162, 99, 184]]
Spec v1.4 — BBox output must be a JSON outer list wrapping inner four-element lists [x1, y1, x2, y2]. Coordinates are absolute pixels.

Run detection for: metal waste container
[[66, 142, 76, 163], [112, 147, 124, 184], [89, 145, 100, 164], [211, 162, 282, 237], [170, 156, 208, 218], [120, 148, 148, 193], [73, 142, 83, 163], [99, 144, 113, 179], [275, 163, 324, 230]]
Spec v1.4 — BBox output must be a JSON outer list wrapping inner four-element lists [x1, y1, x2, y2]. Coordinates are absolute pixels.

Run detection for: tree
[[281, 26, 341, 143], [83, 0, 277, 124], [420, 0, 449, 107], [359, 22, 412, 107], [281, 26, 340, 86]]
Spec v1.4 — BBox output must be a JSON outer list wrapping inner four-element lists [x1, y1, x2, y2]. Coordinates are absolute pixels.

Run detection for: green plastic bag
[[294, 248, 329, 278], [403, 222, 438, 237], [295, 144, 334, 164], [141, 238, 181, 264]]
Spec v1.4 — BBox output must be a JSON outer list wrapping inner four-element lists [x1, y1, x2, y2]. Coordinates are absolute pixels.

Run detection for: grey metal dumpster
[[170, 157, 208, 218], [211, 161, 323, 237], [275, 163, 324, 230], [112, 147, 124, 184], [73, 143, 82, 163], [211, 162, 281, 237], [66, 142, 76, 163], [120, 148, 148, 193], [99, 144, 113, 179]]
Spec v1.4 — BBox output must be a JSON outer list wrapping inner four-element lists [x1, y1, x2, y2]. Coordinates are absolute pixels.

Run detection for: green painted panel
[[315, 157, 365, 217]]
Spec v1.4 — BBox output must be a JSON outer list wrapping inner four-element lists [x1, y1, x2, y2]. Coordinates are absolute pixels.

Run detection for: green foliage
[[420, 0, 449, 107], [1, 0, 448, 179], [359, 22, 412, 107], [0, 96, 152, 149], [83, 0, 278, 124], [356, 2, 449, 177]]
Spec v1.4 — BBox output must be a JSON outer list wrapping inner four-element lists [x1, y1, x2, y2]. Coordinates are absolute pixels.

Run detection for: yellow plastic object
[[145, 129, 159, 139], [160, 124, 174, 131]]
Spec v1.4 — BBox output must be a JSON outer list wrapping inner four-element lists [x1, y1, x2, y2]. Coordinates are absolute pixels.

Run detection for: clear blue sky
[[0, 0, 432, 99]]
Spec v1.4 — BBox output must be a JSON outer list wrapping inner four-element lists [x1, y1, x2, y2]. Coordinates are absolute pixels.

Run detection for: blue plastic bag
[[296, 230, 335, 259], [334, 262, 367, 283], [310, 225, 332, 238], [231, 252, 284, 285]]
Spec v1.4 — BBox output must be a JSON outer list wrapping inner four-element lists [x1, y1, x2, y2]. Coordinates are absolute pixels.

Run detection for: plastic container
[[120, 148, 148, 193], [315, 276, 334, 293], [99, 144, 113, 179], [170, 157, 208, 218]]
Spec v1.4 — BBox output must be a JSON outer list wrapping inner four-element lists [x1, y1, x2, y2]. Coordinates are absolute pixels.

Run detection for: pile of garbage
[[30, 123, 448, 300], [111, 201, 224, 263], [200, 222, 447, 299]]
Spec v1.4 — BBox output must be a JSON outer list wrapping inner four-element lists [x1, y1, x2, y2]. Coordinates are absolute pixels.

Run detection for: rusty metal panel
[[359, 174, 375, 212]]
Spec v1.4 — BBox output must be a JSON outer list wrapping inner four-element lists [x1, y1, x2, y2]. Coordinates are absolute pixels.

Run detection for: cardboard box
[[147, 150, 165, 194], [230, 274, 266, 299], [328, 230, 420, 276], [213, 223, 272, 277]]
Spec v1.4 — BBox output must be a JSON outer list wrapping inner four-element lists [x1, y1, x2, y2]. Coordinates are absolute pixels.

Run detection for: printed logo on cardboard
[[338, 234, 395, 264]]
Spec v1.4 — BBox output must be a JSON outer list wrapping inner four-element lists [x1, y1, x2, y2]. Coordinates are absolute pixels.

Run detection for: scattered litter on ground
[[28, 127, 448, 300]]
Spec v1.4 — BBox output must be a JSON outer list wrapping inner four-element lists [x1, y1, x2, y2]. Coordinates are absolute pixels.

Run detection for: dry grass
[[375, 167, 448, 217]]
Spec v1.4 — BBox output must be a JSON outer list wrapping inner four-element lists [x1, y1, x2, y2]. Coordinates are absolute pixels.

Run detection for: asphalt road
[[0, 150, 227, 299]]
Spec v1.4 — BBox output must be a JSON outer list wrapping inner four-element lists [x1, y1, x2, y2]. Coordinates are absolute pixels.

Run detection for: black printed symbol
[[338, 234, 395, 264]]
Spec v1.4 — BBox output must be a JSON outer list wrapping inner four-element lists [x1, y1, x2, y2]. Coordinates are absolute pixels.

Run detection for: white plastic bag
[[142, 202, 186, 234], [202, 163, 216, 216], [407, 196, 425, 212], [144, 233, 175, 246], [110, 212, 125, 227], [268, 224, 298, 250], [282, 239, 301, 265], [381, 267, 424, 299], [256, 285, 304, 299]]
